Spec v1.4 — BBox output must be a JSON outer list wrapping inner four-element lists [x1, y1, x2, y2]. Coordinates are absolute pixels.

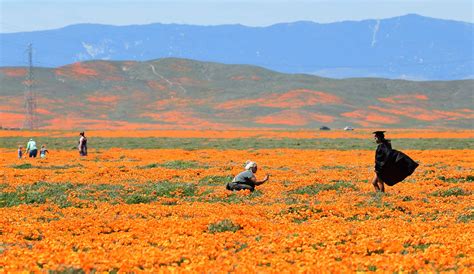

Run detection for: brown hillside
[[0, 58, 472, 130]]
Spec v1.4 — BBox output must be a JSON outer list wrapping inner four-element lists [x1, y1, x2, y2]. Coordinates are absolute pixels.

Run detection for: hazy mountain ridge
[[1, 14, 472, 80]]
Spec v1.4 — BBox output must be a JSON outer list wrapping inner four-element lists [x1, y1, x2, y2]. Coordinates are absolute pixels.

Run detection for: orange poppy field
[[0, 130, 473, 272]]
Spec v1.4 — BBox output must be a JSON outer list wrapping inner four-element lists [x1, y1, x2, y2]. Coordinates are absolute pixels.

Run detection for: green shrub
[[207, 219, 242, 233], [138, 163, 160, 169], [160, 160, 204, 169], [154, 181, 197, 197], [125, 194, 155, 204], [12, 163, 33, 169], [199, 175, 232, 186], [403, 243, 432, 251], [438, 175, 474, 183], [200, 190, 262, 204], [289, 181, 358, 195], [432, 187, 471, 197], [138, 160, 206, 170], [457, 212, 474, 223], [0, 182, 73, 208]]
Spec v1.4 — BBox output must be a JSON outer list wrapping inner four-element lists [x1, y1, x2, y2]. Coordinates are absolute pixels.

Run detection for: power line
[[23, 43, 38, 130]]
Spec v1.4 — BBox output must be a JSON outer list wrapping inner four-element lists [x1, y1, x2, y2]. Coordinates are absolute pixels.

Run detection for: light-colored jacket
[[26, 140, 37, 151]]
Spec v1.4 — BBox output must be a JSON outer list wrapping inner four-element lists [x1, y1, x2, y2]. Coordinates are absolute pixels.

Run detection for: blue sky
[[0, 0, 472, 33]]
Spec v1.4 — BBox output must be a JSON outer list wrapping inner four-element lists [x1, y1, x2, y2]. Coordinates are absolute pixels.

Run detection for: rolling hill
[[1, 14, 473, 80], [0, 58, 473, 130]]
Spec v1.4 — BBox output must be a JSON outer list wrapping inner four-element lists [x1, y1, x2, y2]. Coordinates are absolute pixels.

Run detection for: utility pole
[[24, 43, 38, 129]]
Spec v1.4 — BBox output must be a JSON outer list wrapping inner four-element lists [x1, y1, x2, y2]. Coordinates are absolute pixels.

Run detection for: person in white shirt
[[25, 138, 38, 158]]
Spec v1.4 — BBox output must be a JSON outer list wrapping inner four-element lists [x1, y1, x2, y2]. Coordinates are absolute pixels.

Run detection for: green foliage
[[437, 175, 474, 183], [199, 175, 233, 186], [280, 205, 322, 215], [124, 181, 197, 204], [48, 268, 86, 274], [0, 181, 197, 207], [0, 179, 267, 207], [0, 183, 8, 191], [432, 187, 471, 197], [1, 136, 473, 150], [12, 163, 33, 169], [282, 196, 301, 205], [235, 242, 249, 253], [367, 265, 377, 272], [0, 182, 73, 208], [124, 194, 155, 204], [75, 184, 124, 203], [10, 163, 81, 170], [356, 192, 393, 209], [160, 160, 204, 169], [154, 181, 197, 197], [207, 219, 242, 234], [44, 164, 83, 170], [346, 214, 371, 222], [201, 190, 262, 204], [138, 160, 205, 170], [289, 181, 358, 195], [138, 163, 160, 169], [403, 243, 432, 251], [457, 212, 474, 223], [279, 205, 323, 223], [321, 165, 346, 170]]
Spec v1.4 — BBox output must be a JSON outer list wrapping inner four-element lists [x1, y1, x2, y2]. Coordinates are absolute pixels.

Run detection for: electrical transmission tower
[[24, 43, 38, 129]]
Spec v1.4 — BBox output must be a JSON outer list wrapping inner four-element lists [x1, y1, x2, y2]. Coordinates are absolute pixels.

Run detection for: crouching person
[[226, 160, 269, 192]]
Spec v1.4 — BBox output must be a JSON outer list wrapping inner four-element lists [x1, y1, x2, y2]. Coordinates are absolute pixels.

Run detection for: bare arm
[[250, 174, 270, 186]]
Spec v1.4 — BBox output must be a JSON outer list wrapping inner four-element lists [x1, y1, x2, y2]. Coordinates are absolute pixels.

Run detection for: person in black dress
[[372, 131, 391, 192], [371, 131, 419, 192]]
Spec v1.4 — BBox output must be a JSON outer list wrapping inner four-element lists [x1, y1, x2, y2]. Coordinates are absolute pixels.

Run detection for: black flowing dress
[[375, 141, 419, 186]]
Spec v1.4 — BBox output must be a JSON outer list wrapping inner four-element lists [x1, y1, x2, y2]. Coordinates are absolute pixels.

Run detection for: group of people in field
[[18, 139, 49, 159], [17, 130, 418, 193], [18, 131, 88, 159], [227, 131, 418, 193]]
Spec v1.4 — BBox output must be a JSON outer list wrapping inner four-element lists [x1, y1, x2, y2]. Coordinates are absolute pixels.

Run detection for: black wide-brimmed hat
[[372, 131, 386, 137]]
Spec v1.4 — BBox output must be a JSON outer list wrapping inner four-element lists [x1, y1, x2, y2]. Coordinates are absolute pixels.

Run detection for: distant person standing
[[78, 131, 88, 156], [25, 138, 38, 158], [17, 145, 24, 159], [40, 145, 49, 159]]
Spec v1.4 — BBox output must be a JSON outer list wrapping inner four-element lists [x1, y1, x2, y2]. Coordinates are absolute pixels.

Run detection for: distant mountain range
[[1, 14, 473, 80], [0, 58, 472, 130]]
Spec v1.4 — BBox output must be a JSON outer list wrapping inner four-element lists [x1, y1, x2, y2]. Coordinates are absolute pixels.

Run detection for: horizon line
[[2, 13, 472, 34]]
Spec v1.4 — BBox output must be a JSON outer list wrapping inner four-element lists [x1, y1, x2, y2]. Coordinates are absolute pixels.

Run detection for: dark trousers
[[226, 182, 255, 192], [29, 149, 37, 158]]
